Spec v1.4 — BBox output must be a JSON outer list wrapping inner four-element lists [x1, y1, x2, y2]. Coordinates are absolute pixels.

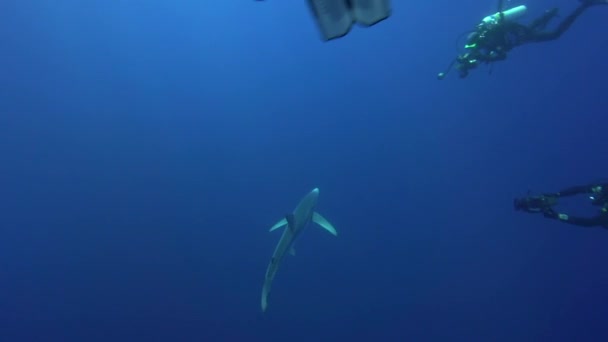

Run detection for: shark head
[[295, 188, 319, 214], [310, 188, 320, 201]]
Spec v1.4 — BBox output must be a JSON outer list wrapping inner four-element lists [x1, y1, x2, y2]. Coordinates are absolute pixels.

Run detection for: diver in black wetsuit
[[514, 182, 608, 229], [438, 0, 608, 79]]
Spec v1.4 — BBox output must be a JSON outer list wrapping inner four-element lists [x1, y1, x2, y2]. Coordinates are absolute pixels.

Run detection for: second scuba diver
[[515, 181, 608, 229], [438, 0, 608, 79]]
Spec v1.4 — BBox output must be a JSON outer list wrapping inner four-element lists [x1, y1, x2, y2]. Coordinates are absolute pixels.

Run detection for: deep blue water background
[[1, 0, 607, 341]]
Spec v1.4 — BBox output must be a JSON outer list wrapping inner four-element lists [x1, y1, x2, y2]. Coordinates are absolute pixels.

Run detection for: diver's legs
[[528, 8, 559, 31], [526, 2, 602, 42]]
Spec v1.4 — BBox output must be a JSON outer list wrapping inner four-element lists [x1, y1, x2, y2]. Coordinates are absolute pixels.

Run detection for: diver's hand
[[542, 208, 559, 219]]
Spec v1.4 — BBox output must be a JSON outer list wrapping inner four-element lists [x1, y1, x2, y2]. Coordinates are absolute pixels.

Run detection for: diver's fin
[[269, 218, 287, 232], [579, 0, 608, 5], [307, 0, 354, 40], [313, 212, 338, 236], [350, 0, 391, 26]]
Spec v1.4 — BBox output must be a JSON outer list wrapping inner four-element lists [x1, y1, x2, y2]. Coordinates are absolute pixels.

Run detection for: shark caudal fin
[[313, 212, 337, 236], [261, 285, 269, 312]]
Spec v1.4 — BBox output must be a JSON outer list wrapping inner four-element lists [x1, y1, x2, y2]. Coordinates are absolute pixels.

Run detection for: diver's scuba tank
[[482, 5, 527, 26], [437, 4, 528, 80]]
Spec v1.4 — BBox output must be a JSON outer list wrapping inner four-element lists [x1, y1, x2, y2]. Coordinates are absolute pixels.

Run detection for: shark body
[[261, 187, 337, 312]]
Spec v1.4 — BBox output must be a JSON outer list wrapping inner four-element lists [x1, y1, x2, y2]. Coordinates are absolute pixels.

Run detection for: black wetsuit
[[481, 4, 592, 56], [456, 1, 602, 77], [547, 184, 608, 228]]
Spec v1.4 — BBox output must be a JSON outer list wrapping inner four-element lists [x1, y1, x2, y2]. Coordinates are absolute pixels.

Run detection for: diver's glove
[[542, 208, 559, 219], [544, 209, 569, 221]]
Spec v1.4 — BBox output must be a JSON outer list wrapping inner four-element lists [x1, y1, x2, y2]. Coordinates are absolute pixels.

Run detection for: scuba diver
[[514, 181, 608, 229], [438, 0, 608, 80], [255, 0, 391, 41]]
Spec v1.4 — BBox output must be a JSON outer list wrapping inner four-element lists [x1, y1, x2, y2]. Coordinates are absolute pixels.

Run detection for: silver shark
[[261, 187, 337, 312]]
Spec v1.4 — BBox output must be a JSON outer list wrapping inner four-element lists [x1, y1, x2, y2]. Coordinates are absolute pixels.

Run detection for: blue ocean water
[[1, 0, 607, 341]]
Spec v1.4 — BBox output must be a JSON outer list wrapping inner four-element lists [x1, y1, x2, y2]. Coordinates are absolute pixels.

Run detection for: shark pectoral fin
[[313, 212, 338, 236], [289, 247, 296, 256], [269, 218, 287, 232]]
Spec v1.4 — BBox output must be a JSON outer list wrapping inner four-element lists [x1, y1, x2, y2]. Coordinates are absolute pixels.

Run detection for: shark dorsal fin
[[269, 218, 287, 232], [313, 212, 338, 236], [289, 247, 296, 256]]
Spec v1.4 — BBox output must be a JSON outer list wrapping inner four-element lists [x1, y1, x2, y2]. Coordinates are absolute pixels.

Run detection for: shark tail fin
[[313, 212, 338, 236], [269, 218, 287, 232]]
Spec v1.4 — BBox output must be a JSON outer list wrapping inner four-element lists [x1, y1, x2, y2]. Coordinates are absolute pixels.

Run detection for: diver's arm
[[479, 50, 507, 62], [554, 185, 593, 197]]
